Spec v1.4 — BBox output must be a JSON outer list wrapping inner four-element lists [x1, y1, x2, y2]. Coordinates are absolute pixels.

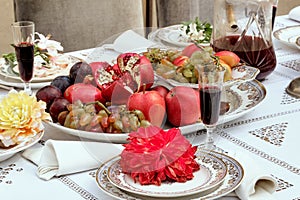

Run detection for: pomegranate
[[91, 53, 154, 104]]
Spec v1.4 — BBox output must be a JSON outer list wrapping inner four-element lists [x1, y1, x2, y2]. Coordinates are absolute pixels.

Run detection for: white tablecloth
[[1, 15, 300, 200]]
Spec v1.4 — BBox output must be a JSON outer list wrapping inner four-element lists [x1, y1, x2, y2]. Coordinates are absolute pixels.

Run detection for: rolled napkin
[[289, 6, 300, 22], [112, 30, 156, 53], [22, 140, 123, 180], [232, 152, 278, 200]]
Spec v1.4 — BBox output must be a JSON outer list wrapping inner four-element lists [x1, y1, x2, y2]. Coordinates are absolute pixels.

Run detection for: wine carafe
[[212, 0, 276, 81]]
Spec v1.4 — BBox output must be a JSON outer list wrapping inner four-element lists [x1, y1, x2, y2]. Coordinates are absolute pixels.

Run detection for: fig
[[35, 85, 62, 111], [49, 97, 70, 122], [50, 75, 72, 93], [69, 61, 93, 83]]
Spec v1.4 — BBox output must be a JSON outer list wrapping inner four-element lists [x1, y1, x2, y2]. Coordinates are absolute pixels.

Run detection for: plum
[[69, 61, 93, 83], [51, 75, 72, 93], [49, 97, 70, 122], [35, 85, 62, 111]]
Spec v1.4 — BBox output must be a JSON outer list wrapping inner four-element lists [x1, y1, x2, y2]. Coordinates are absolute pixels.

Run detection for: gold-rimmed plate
[[273, 25, 300, 49], [106, 153, 227, 198], [95, 151, 244, 200]]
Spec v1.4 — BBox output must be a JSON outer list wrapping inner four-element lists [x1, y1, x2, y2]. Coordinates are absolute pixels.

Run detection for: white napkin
[[111, 30, 156, 53], [289, 6, 300, 22], [22, 140, 123, 180], [232, 152, 278, 200]]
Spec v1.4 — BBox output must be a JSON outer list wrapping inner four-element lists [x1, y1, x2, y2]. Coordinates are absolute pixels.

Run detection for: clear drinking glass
[[196, 63, 225, 150], [11, 21, 35, 95]]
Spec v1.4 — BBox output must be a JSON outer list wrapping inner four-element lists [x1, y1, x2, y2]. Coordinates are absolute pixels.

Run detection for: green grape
[[183, 69, 193, 78], [113, 120, 123, 131], [79, 113, 93, 126]]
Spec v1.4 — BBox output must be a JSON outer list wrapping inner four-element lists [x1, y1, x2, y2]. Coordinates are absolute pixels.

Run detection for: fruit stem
[[87, 101, 111, 115]]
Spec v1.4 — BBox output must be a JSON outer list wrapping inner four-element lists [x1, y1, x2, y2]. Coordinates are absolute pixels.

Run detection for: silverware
[[286, 77, 300, 98]]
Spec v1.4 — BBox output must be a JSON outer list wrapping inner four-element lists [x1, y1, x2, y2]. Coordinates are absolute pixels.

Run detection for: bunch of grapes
[[58, 100, 151, 133], [144, 46, 217, 84]]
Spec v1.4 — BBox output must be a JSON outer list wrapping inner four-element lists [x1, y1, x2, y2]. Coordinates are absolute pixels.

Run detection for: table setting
[[1, 1, 300, 198]]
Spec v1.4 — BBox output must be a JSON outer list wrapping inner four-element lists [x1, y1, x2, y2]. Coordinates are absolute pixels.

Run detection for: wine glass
[[11, 21, 35, 95], [196, 63, 225, 150]]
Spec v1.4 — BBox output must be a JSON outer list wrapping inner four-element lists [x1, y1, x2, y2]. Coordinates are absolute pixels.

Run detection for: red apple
[[215, 51, 240, 67], [64, 83, 105, 104], [151, 85, 169, 99], [165, 86, 200, 126], [172, 55, 189, 67], [127, 91, 166, 127], [182, 43, 202, 57]]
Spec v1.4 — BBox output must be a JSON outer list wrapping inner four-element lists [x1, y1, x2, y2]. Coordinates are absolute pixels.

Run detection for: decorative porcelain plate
[[46, 80, 266, 143], [106, 153, 227, 198], [156, 25, 210, 47], [273, 25, 300, 49], [0, 54, 77, 82], [0, 130, 44, 162], [95, 151, 244, 199]]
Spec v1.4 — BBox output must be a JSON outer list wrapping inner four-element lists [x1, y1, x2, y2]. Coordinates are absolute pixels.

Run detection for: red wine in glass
[[212, 35, 276, 81], [199, 86, 222, 125], [14, 42, 34, 82]]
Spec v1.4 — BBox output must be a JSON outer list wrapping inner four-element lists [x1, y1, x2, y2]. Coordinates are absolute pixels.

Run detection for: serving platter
[[46, 79, 266, 143], [95, 151, 244, 200], [0, 130, 44, 162], [273, 25, 300, 49], [107, 153, 227, 198]]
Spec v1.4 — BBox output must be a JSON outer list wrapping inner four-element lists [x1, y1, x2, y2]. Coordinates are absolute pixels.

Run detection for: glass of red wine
[[11, 21, 35, 95], [197, 63, 225, 150]]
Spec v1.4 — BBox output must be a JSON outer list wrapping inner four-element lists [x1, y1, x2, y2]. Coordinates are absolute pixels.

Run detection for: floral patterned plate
[[106, 153, 227, 198], [0, 130, 44, 162], [96, 151, 244, 199], [273, 25, 300, 49]]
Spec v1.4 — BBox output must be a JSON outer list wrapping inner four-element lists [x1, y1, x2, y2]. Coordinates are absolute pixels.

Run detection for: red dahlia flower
[[120, 126, 200, 185]]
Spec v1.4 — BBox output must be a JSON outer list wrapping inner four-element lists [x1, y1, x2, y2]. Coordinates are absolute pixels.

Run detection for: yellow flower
[[0, 90, 51, 147]]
